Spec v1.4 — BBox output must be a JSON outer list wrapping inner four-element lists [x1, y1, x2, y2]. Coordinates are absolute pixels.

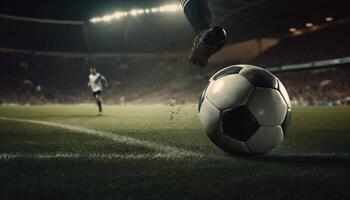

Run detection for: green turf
[[0, 105, 350, 200]]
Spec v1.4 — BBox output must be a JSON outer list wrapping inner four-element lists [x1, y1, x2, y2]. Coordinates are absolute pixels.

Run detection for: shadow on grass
[[231, 153, 350, 165]]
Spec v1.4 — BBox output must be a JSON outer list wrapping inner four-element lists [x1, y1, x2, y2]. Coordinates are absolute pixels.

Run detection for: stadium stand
[[278, 66, 350, 105], [1, 49, 350, 106], [0, 50, 206, 104], [1, 15, 350, 106], [251, 21, 350, 67]]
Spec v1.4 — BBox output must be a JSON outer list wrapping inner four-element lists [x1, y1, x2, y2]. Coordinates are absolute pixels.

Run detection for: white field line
[[0, 152, 348, 161], [0, 117, 204, 158], [1, 117, 349, 161], [0, 153, 184, 160]]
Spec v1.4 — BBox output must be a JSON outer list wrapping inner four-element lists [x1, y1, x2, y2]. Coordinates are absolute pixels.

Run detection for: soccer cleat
[[188, 26, 226, 67]]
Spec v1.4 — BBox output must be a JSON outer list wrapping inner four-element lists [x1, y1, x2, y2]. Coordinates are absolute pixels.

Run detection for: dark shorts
[[92, 90, 102, 97]]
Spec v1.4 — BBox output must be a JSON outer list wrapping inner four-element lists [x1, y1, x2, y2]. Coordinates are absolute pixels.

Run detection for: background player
[[88, 67, 109, 114], [180, 0, 227, 67]]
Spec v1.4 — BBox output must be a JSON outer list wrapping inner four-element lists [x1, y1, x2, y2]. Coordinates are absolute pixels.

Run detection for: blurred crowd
[[277, 67, 350, 106], [1, 50, 350, 106], [0, 52, 207, 105], [1, 21, 350, 106], [252, 22, 350, 67], [0, 52, 89, 104]]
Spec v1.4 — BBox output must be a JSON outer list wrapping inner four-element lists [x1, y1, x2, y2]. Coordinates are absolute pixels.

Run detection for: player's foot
[[188, 26, 226, 67]]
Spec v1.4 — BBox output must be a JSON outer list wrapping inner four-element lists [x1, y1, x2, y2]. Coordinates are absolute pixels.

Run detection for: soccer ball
[[198, 65, 291, 154]]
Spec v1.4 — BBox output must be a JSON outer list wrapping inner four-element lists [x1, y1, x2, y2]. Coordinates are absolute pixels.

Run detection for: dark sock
[[180, 0, 212, 34], [97, 100, 102, 112]]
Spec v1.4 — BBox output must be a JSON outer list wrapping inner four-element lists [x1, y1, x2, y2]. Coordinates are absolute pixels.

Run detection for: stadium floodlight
[[103, 16, 112, 22], [90, 3, 182, 23], [151, 8, 159, 13], [130, 9, 139, 16], [137, 9, 144, 15], [113, 12, 125, 19], [305, 23, 313, 28], [289, 28, 297, 32], [159, 5, 180, 12], [325, 17, 333, 22]]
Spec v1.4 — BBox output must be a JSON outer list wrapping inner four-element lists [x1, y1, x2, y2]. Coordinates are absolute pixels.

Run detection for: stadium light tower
[[325, 17, 333, 22], [90, 3, 181, 23], [289, 28, 297, 33], [305, 23, 313, 28]]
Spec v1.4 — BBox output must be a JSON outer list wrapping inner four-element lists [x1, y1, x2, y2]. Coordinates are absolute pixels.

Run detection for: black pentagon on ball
[[198, 83, 209, 112], [212, 66, 242, 80], [239, 67, 278, 89], [281, 108, 292, 135], [221, 106, 259, 141]]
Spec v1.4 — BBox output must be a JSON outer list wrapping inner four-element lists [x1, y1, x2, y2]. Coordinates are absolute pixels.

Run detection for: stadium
[[0, 0, 350, 199]]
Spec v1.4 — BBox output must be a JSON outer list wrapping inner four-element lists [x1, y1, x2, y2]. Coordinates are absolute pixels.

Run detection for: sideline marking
[[0, 153, 185, 160], [1, 117, 349, 162], [0, 152, 348, 162], [0, 117, 204, 158]]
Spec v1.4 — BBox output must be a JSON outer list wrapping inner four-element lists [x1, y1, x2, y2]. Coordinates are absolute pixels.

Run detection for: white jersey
[[89, 73, 104, 92]]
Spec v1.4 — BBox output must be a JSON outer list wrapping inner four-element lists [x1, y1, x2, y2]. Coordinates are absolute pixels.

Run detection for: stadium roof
[[0, 0, 349, 53]]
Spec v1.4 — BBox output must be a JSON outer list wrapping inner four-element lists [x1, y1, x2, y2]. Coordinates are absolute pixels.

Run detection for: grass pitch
[[0, 105, 350, 200]]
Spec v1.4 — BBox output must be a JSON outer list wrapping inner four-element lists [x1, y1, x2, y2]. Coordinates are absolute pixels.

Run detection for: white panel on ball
[[207, 74, 254, 110], [278, 79, 292, 108], [246, 126, 283, 154], [247, 88, 287, 126], [209, 65, 255, 81], [199, 99, 222, 137], [234, 64, 256, 69], [214, 134, 250, 153]]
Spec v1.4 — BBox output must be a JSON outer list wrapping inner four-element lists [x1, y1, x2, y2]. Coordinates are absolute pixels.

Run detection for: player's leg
[[96, 95, 102, 113], [181, 0, 211, 34], [93, 91, 103, 113], [180, 0, 226, 67]]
